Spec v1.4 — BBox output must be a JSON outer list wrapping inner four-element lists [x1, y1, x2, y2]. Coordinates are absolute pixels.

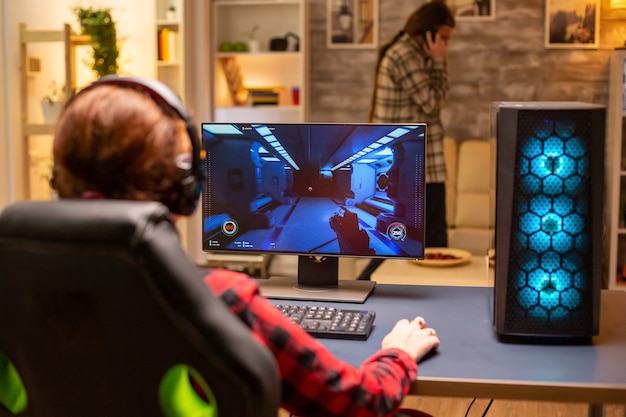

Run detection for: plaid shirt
[[371, 33, 449, 183], [205, 269, 418, 417]]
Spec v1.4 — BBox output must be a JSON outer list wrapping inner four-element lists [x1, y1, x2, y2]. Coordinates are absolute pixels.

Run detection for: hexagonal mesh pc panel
[[504, 110, 595, 335]]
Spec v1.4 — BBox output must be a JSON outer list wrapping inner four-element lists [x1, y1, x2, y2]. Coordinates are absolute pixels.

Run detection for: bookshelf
[[156, 0, 184, 97], [19, 23, 91, 198], [211, 0, 308, 123]]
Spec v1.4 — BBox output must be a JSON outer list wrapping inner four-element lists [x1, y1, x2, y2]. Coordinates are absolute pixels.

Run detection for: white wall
[[1, 0, 157, 204]]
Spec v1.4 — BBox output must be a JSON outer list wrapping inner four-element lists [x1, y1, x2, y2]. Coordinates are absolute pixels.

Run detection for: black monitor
[[201, 122, 426, 302]]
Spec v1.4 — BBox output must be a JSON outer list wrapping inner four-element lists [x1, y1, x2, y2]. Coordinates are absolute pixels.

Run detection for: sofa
[[444, 137, 494, 255]]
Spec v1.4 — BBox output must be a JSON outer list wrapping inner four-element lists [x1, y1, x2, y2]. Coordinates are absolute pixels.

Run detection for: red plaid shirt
[[204, 269, 418, 417]]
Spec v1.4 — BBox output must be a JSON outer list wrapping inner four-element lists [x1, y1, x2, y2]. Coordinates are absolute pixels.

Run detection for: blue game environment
[[202, 123, 426, 259]]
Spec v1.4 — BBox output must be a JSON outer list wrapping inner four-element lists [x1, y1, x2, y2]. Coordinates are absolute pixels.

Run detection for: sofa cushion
[[445, 139, 494, 255], [455, 140, 491, 229], [443, 137, 457, 229]]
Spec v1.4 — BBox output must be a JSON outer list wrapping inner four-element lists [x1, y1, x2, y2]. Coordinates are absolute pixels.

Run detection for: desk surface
[[372, 257, 494, 287], [287, 285, 626, 404]]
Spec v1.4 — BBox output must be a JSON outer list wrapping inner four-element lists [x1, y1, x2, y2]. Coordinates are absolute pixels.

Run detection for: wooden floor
[[279, 398, 625, 416], [399, 396, 625, 417]]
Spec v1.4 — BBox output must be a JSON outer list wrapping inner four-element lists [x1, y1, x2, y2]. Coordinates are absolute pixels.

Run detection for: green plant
[[42, 80, 67, 104], [73, 6, 119, 77], [242, 24, 260, 40]]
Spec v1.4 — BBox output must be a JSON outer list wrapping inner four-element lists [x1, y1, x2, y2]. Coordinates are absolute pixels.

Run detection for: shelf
[[214, 0, 302, 5], [216, 52, 300, 58], [156, 20, 181, 27], [23, 124, 55, 135], [214, 106, 302, 123], [157, 60, 182, 67]]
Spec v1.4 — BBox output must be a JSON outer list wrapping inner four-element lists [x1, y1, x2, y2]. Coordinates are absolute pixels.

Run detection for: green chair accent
[[159, 364, 215, 417], [0, 351, 27, 414]]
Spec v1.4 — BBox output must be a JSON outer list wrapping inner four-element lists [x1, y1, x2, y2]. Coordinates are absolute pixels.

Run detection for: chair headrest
[[0, 199, 175, 246]]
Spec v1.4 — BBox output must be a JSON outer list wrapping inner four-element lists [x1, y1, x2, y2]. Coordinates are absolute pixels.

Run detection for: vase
[[247, 39, 260, 53], [41, 101, 64, 124]]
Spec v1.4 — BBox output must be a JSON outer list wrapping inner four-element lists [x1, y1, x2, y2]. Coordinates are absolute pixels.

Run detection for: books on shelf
[[158, 28, 179, 62], [247, 87, 284, 106]]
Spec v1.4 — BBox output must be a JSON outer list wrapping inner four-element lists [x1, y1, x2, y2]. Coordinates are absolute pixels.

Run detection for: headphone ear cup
[[173, 138, 204, 216], [172, 120, 204, 216]]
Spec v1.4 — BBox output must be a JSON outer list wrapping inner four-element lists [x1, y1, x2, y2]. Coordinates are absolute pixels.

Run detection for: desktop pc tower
[[492, 102, 605, 341]]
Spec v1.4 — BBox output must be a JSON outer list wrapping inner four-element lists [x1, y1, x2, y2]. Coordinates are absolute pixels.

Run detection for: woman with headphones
[[51, 76, 440, 417]]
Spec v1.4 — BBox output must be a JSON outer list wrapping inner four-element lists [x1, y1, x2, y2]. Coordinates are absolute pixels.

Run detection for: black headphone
[[53, 75, 205, 216]]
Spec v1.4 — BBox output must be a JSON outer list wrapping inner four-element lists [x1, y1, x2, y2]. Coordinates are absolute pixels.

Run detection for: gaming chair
[[0, 200, 281, 417]]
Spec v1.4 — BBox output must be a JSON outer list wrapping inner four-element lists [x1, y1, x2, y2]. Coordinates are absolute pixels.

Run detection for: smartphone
[[421, 26, 438, 42]]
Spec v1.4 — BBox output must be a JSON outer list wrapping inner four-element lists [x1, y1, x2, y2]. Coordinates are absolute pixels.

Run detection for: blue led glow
[[555, 120, 575, 138], [529, 231, 551, 252], [540, 213, 562, 235], [519, 213, 540, 234], [511, 118, 590, 323], [540, 251, 560, 272], [552, 232, 573, 253], [530, 195, 551, 216], [575, 234, 589, 252], [543, 175, 564, 195], [518, 287, 538, 309], [565, 137, 585, 158], [573, 271, 586, 289], [539, 287, 560, 310], [521, 175, 541, 194], [564, 175, 584, 194], [552, 269, 572, 291], [553, 195, 573, 216], [544, 136, 564, 156]]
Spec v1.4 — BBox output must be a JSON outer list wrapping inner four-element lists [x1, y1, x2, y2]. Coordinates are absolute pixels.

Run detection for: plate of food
[[411, 248, 472, 267]]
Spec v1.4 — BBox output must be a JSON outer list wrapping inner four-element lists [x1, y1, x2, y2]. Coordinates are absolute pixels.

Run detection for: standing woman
[[369, 1, 455, 248]]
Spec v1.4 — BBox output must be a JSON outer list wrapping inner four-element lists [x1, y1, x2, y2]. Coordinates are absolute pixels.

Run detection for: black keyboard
[[275, 304, 375, 340]]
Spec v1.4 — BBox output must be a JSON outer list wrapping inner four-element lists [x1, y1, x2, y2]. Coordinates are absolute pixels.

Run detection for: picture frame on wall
[[545, 0, 600, 49], [327, 0, 378, 49], [446, 0, 495, 21]]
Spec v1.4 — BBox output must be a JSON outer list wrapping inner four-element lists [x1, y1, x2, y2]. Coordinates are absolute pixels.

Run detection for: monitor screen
[[201, 122, 426, 302]]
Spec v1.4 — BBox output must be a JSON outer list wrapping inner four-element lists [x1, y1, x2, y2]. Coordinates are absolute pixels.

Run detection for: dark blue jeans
[[425, 182, 448, 248]]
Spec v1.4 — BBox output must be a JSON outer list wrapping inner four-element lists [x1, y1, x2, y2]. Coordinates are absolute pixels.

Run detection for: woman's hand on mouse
[[381, 316, 440, 362]]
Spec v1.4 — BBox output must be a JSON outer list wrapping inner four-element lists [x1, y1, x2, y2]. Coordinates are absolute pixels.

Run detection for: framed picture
[[327, 0, 378, 49], [446, 0, 495, 21], [545, 0, 600, 49]]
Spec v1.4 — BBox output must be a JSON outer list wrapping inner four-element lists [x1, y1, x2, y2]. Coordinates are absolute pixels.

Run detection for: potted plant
[[73, 6, 119, 77], [41, 80, 66, 124], [166, 4, 177, 21], [243, 25, 260, 53]]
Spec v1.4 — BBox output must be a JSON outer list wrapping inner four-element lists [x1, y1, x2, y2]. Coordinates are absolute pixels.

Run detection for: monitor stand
[[257, 255, 376, 303]]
